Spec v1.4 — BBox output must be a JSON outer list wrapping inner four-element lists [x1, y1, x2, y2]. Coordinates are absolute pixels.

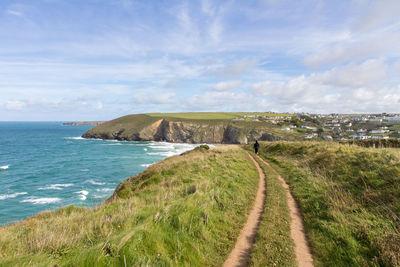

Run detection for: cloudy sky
[[1, 0, 400, 121]]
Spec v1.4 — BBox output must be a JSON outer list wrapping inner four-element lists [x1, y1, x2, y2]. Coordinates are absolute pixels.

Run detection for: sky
[[1, 0, 400, 121]]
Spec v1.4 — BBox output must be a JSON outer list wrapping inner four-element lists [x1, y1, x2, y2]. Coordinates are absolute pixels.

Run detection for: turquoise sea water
[[0, 122, 197, 225]]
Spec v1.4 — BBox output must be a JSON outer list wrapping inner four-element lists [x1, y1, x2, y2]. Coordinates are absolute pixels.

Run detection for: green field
[[146, 112, 292, 120]]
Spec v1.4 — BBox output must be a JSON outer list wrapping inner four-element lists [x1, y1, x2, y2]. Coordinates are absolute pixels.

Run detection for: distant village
[[233, 113, 400, 141]]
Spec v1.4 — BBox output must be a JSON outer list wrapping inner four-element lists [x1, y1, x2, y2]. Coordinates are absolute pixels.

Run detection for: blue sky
[[1, 0, 400, 120]]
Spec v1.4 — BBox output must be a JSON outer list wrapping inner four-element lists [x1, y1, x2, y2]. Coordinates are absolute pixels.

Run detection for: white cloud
[[132, 92, 177, 105], [5, 100, 26, 110], [251, 59, 400, 113], [7, 9, 23, 17], [312, 59, 387, 88], [210, 80, 241, 91], [353, 0, 400, 32], [214, 59, 258, 77], [186, 91, 262, 111], [202, 0, 215, 16]]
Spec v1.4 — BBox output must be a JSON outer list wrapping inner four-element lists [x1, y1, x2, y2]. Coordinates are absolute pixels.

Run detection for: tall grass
[[250, 141, 400, 266], [0, 146, 259, 266]]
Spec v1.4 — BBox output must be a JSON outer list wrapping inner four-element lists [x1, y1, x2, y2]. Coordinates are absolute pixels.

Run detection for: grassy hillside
[[82, 112, 309, 143], [146, 112, 292, 120], [82, 114, 161, 139], [248, 142, 400, 266], [0, 146, 262, 266]]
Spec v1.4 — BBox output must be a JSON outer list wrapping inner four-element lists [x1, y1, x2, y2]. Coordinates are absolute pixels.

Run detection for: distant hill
[[63, 121, 105, 126], [82, 112, 310, 144]]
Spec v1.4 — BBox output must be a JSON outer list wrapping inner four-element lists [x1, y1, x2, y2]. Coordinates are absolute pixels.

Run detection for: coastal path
[[223, 152, 314, 267], [257, 155, 314, 267]]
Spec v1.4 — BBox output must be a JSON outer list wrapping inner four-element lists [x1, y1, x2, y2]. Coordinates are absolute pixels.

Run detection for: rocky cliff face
[[82, 118, 283, 144]]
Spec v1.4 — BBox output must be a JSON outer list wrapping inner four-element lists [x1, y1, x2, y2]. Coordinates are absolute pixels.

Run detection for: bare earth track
[[223, 153, 266, 267], [223, 152, 314, 267], [257, 156, 314, 267]]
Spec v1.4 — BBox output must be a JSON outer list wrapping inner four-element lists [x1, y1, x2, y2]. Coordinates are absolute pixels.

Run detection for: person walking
[[254, 140, 260, 154]]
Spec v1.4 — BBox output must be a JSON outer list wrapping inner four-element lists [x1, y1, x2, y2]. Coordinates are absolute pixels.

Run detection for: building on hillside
[[370, 130, 389, 134], [371, 136, 389, 140], [304, 133, 318, 139], [387, 116, 400, 122]]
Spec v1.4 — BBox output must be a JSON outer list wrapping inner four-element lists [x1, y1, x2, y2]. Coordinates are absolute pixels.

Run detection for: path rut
[[257, 156, 314, 267], [223, 153, 266, 267]]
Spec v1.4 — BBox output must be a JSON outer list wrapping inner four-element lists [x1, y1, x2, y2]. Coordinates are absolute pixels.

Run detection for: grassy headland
[[0, 146, 259, 266], [82, 112, 310, 143], [248, 142, 400, 266]]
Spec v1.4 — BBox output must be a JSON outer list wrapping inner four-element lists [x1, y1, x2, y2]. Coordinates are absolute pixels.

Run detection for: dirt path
[[257, 156, 314, 267], [223, 152, 266, 267]]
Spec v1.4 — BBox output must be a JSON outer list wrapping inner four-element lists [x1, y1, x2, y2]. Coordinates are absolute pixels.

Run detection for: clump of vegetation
[[248, 141, 400, 266], [342, 138, 400, 148], [0, 146, 259, 266], [195, 144, 210, 151]]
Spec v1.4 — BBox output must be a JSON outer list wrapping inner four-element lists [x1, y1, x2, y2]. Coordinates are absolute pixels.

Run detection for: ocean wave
[[0, 192, 28, 200], [75, 190, 89, 200], [143, 148, 148, 151], [96, 188, 114, 192], [140, 163, 153, 168], [21, 197, 61, 204], [147, 151, 177, 157], [64, 136, 85, 140], [80, 169, 89, 172], [100, 143, 123, 146], [86, 179, 105, 185], [38, 183, 74, 190], [149, 145, 175, 149], [0, 165, 9, 170], [93, 194, 108, 199]]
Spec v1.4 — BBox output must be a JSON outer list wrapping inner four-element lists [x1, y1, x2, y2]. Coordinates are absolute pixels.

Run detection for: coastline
[[0, 135, 202, 226]]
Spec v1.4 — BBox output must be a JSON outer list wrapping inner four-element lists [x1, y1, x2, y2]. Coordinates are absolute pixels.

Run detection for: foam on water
[[75, 190, 89, 200], [21, 197, 61, 204], [0, 165, 9, 170], [101, 143, 123, 146], [0, 192, 28, 200], [147, 151, 177, 157], [64, 136, 86, 140], [140, 163, 152, 167], [86, 179, 105, 185], [39, 184, 74, 190], [96, 188, 114, 192]]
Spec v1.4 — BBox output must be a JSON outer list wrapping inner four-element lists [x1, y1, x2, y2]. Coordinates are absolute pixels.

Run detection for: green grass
[[83, 114, 161, 140], [146, 112, 292, 120], [0, 146, 259, 266], [248, 153, 296, 267], [249, 141, 400, 266]]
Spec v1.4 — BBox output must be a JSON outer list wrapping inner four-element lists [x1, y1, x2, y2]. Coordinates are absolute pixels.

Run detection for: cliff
[[82, 114, 293, 144]]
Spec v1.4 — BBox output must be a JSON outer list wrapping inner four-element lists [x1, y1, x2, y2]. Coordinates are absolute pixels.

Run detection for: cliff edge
[[82, 113, 293, 144]]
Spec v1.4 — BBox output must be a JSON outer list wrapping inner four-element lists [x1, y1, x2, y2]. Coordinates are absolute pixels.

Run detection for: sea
[[0, 122, 198, 226]]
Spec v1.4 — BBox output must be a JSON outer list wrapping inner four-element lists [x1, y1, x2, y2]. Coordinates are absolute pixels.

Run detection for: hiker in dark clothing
[[254, 140, 260, 154]]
